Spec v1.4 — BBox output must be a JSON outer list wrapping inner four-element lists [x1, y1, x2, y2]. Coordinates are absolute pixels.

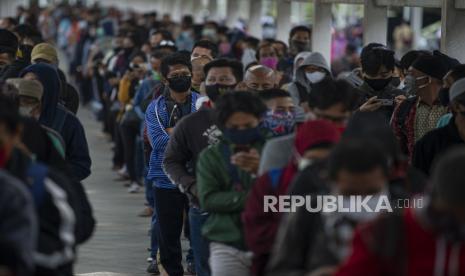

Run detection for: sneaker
[[186, 260, 196, 275], [146, 260, 160, 275], [128, 183, 141, 193], [138, 207, 153, 217]]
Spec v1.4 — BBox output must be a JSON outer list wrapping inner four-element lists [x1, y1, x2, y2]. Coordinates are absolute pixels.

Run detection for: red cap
[[294, 119, 341, 155]]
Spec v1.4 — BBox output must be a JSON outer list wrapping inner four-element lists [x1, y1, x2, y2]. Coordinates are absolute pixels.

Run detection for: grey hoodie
[[287, 52, 331, 122]]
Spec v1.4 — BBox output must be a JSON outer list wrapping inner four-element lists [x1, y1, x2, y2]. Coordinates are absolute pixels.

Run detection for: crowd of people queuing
[[1, 2, 465, 276]]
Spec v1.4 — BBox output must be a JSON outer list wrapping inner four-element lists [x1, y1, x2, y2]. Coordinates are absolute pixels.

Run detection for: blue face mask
[[261, 110, 296, 137], [222, 127, 262, 145]]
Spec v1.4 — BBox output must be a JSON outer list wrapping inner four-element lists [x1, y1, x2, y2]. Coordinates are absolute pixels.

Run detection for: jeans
[[189, 207, 211, 276], [209, 242, 252, 276], [153, 186, 188, 276]]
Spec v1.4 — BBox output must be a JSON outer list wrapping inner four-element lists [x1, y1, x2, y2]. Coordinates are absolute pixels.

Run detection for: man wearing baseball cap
[[31, 42, 59, 65], [413, 77, 465, 175], [6, 78, 43, 119]]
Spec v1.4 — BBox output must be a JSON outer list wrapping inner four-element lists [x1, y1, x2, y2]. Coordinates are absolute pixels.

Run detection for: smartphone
[[377, 99, 394, 106], [233, 145, 251, 154]]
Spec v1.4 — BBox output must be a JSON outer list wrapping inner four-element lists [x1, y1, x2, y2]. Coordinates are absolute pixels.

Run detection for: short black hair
[[150, 49, 169, 60], [214, 91, 267, 128], [129, 50, 147, 63], [150, 29, 174, 42], [13, 24, 43, 45], [243, 36, 260, 49], [328, 138, 389, 180], [400, 50, 431, 71], [203, 58, 244, 82], [290, 25, 312, 39], [0, 89, 20, 134], [308, 78, 360, 111], [160, 52, 192, 79], [192, 40, 218, 58], [258, 89, 291, 102], [360, 45, 395, 76]]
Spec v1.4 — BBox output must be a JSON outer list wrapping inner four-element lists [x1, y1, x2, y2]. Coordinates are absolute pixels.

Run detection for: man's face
[[205, 67, 237, 86], [191, 46, 213, 60], [150, 34, 163, 48], [23, 72, 38, 81], [335, 167, 387, 196], [291, 30, 311, 44], [245, 70, 276, 92], [259, 45, 278, 60], [0, 52, 14, 69], [150, 57, 162, 72], [313, 103, 351, 128], [19, 96, 41, 119], [0, 18, 13, 30], [123, 37, 135, 49], [407, 67, 437, 98], [265, 96, 295, 113], [225, 111, 260, 130]]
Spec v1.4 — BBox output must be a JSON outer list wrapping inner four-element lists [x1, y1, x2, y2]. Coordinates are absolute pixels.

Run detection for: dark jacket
[[413, 118, 464, 175], [0, 170, 37, 276], [266, 163, 329, 276], [163, 108, 221, 207], [20, 63, 91, 181], [6, 149, 94, 276], [357, 82, 404, 122], [57, 69, 80, 114], [267, 161, 426, 276]]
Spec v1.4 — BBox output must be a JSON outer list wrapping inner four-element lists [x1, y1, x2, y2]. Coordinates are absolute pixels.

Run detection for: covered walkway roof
[[2, 0, 465, 62]]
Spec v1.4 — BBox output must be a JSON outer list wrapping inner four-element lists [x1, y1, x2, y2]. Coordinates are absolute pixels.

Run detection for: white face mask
[[19, 105, 35, 117], [306, 71, 326, 83]]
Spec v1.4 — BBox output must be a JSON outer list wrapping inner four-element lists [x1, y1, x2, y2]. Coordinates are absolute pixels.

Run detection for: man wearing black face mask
[[197, 92, 268, 276], [357, 44, 405, 122], [336, 148, 465, 275], [145, 52, 200, 276], [163, 58, 243, 276], [391, 55, 449, 160], [277, 26, 312, 80]]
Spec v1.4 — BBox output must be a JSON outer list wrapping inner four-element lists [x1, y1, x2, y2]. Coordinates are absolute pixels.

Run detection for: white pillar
[[441, 0, 465, 63], [226, 0, 241, 28], [411, 7, 423, 49], [312, 0, 332, 64], [363, 0, 388, 46], [192, 0, 204, 23], [208, 0, 218, 21], [248, 0, 262, 38], [276, 0, 292, 42]]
